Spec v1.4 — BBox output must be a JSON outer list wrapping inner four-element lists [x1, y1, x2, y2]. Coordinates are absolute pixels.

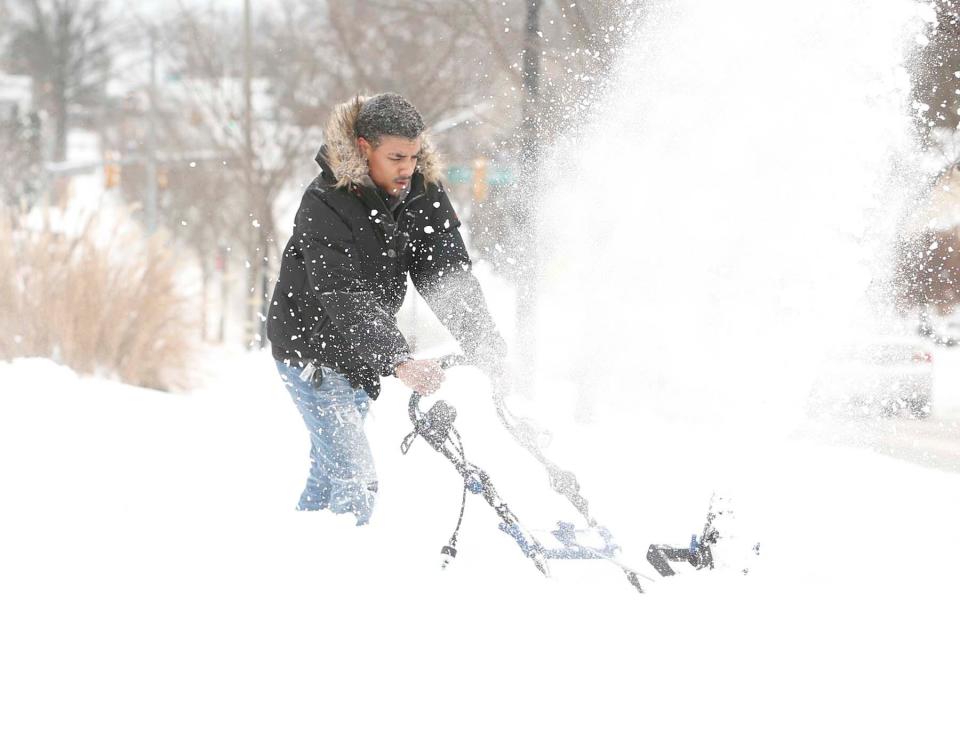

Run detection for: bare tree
[[894, 228, 960, 313], [895, 3, 960, 315], [417, 0, 636, 150], [914, 1, 960, 133], [141, 4, 324, 347], [2, 0, 114, 161], [149, 0, 508, 347], [0, 112, 42, 207], [418, 0, 641, 268], [104, 0, 631, 350], [322, 2, 481, 120]]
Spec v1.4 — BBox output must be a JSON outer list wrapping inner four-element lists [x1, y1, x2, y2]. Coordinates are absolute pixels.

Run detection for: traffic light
[[472, 157, 488, 202], [104, 151, 121, 189]]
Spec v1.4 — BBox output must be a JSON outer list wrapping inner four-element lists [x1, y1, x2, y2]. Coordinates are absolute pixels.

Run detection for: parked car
[[807, 335, 933, 419]]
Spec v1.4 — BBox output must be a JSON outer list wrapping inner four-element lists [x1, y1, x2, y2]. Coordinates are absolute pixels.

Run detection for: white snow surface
[[1, 351, 959, 732]]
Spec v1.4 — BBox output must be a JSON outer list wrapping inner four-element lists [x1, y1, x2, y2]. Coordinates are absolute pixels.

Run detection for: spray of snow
[[517, 0, 940, 608], [537, 0, 929, 431]]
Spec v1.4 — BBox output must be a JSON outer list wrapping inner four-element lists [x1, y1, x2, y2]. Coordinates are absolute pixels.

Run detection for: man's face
[[358, 135, 422, 195]]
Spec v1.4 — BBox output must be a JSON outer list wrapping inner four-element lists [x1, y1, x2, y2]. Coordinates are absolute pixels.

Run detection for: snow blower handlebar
[[402, 354, 468, 457], [397, 353, 651, 590], [404, 355, 596, 525], [398, 354, 544, 572], [405, 354, 468, 424]]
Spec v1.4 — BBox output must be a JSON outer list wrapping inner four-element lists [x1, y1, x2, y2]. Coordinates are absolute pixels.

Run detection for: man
[[268, 93, 505, 525]]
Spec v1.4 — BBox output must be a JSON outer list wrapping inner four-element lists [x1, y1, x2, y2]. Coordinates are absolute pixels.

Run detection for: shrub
[[0, 206, 199, 391]]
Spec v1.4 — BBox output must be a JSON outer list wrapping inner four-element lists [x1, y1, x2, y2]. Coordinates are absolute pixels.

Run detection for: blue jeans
[[275, 360, 378, 524]]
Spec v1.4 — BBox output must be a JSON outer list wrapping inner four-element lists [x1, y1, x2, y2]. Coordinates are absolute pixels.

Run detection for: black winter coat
[[267, 145, 503, 399]]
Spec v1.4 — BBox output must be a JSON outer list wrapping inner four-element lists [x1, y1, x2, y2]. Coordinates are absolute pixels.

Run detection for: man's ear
[[357, 136, 371, 159]]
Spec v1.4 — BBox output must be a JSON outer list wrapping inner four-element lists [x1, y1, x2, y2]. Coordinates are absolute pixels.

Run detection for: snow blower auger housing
[[399, 355, 652, 593], [646, 518, 720, 576]]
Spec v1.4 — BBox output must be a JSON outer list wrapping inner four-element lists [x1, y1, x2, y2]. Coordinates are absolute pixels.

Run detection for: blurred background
[[0, 0, 637, 391], [5, 1, 960, 451]]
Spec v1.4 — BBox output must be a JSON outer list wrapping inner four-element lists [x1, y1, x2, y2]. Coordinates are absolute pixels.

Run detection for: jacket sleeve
[[296, 190, 410, 374], [409, 184, 506, 362]]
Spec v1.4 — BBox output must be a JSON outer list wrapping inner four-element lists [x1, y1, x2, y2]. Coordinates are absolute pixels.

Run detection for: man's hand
[[395, 358, 445, 395]]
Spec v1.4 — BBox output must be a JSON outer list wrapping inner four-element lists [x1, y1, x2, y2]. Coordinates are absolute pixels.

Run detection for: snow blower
[[399, 355, 736, 593]]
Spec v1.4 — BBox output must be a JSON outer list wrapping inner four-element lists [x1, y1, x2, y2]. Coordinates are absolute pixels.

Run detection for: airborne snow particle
[[423, 225, 435, 233]]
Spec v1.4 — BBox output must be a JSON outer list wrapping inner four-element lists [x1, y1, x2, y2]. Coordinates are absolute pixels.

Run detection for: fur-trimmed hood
[[316, 96, 443, 189]]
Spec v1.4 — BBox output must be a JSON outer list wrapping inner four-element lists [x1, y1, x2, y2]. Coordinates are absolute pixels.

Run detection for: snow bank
[[1, 352, 958, 732]]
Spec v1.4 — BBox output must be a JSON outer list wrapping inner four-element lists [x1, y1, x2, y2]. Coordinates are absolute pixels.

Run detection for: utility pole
[[516, 0, 542, 394], [243, 0, 258, 348], [145, 26, 158, 235]]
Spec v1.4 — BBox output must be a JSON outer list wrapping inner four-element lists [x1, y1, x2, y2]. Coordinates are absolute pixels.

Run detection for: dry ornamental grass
[[0, 207, 198, 391]]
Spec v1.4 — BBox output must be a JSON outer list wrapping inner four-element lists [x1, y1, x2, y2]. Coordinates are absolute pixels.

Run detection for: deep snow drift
[[1, 351, 959, 732]]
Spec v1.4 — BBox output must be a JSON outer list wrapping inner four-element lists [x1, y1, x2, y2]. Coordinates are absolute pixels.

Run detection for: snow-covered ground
[[1, 349, 958, 732]]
